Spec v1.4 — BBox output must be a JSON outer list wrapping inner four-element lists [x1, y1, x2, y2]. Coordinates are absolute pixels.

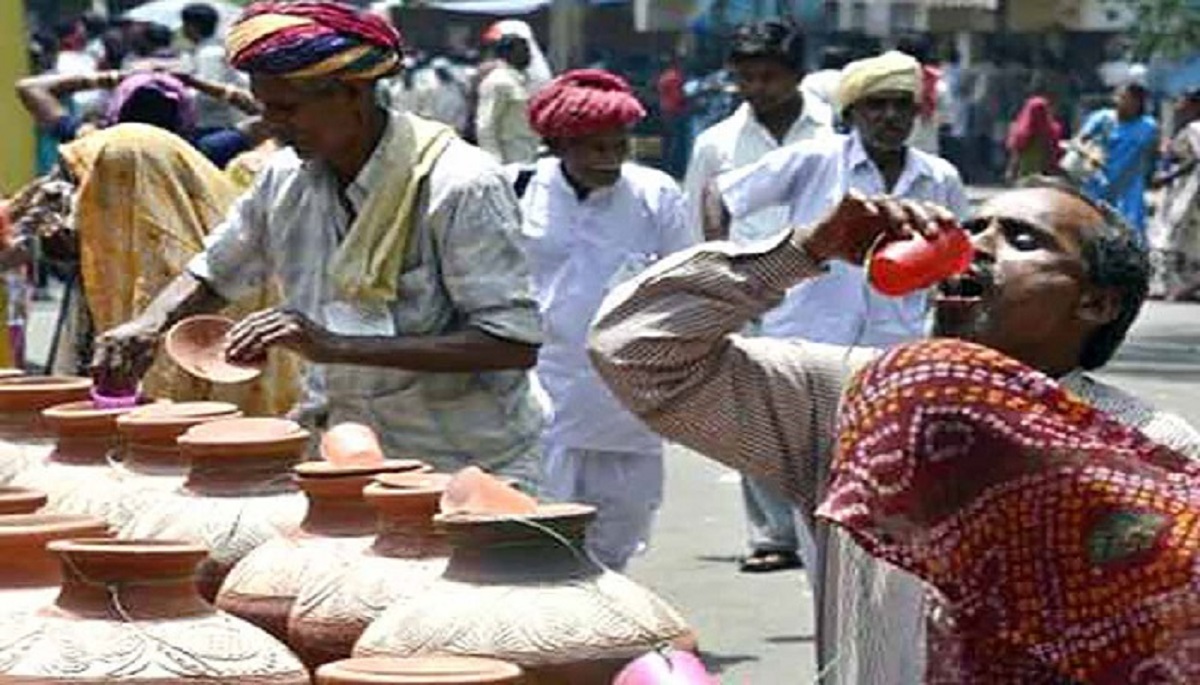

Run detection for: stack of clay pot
[[0, 375, 92, 484], [118, 416, 310, 601], [113, 400, 242, 486], [0, 538, 310, 683], [216, 458, 429, 642], [316, 656, 524, 684], [354, 500, 696, 685], [10, 398, 159, 526], [0, 511, 110, 616], [287, 471, 454, 669]]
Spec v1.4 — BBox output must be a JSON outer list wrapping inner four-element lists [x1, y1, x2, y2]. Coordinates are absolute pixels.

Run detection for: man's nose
[[969, 221, 1001, 259]]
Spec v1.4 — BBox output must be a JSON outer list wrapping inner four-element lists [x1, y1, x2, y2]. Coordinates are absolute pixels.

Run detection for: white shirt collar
[[846, 129, 933, 192], [733, 94, 829, 145]]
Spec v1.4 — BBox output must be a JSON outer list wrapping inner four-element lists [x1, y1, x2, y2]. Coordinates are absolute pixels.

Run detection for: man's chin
[[929, 298, 985, 339]]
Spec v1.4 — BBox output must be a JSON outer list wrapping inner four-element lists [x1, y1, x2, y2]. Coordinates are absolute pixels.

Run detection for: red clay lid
[[118, 401, 242, 425], [373, 471, 453, 493], [165, 315, 264, 384], [0, 486, 48, 515], [0, 376, 93, 412], [42, 398, 162, 434], [294, 459, 429, 479], [179, 417, 308, 445], [315, 656, 524, 684]]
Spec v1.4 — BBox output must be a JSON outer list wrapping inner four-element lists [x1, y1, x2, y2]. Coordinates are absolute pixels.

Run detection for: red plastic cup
[[867, 227, 974, 297]]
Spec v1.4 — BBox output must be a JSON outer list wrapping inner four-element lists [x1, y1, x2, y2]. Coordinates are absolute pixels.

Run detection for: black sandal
[[738, 550, 802, 573]]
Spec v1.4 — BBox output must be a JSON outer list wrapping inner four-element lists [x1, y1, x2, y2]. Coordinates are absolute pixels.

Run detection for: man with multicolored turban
[[517, 69, 695, 569], [92, 1, 545, 487]]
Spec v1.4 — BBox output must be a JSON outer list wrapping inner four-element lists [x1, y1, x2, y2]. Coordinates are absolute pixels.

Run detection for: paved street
[[21, 246, 1200, 685]]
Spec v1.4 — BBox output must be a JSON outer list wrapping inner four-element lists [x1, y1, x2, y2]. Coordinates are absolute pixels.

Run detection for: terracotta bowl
[[0, 376, 93, 413], [42, 398, 161, 437], [0, 486, 48, 515], [316, 656, 524, 684], [164, 315, 263, 384]]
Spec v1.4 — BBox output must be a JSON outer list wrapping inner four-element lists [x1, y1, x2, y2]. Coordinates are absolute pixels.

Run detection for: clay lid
[[372, 471, 452, 493], [47, 538, 207, 583], [0, 376, 93, 413], [178, 417, 310, 459], [316, 656, 524, 684], [436, 502, 595, 526], [0, 486, 47, 515], [42, 398, 163, 437], [116, 401, 243, 443], [0, 368, 25, 380], [165, 315, 264, 384], [0, 513, 110, 545], [294, 459, 429, 480]]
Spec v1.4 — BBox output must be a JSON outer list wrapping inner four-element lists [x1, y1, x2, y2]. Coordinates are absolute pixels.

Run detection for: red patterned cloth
[[527, 69, 646, 140], [817, 339, 1200, 684]]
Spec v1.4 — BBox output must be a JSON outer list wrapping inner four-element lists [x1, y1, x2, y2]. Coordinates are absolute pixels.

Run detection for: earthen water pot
[[316, 656, 525, 684], [117, 417, 310, 601], [0, 485, 48, 514], [165, 314, 265, 384], [216, 458, 429, 642], [0, 538, 310, 683], [10, 398, 160, 526], [114, 400, 242, 485], [0, 375, 92, 484], [354, 503, 696, 685], [288, 472, 454, 669], [0, 513, 111, 615]]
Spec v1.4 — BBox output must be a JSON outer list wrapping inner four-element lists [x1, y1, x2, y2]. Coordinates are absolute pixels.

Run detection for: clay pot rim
[[294, 459, 428, 479], [435, 501, 596, 524], [43, 398, 163, 423], [178, 416, 310, 448], [47, 537, 205, 556], [0, 513, 109, 537], [116, 401, 243, 426], [165, 314, 264, 384], [0, 375, 92, 392], [0, 368, 24, 379], [317, 656, 523, 683], [368, 471, 453, 495]]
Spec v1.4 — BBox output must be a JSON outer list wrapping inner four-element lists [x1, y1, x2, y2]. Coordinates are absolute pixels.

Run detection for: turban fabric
[[104, 72, 197, 133], [837, 50, 920, 113], [528, 69, 646, 140], [226, 1, 401, 80]]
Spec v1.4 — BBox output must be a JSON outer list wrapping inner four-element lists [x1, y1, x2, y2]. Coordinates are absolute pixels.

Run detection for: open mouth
[[936, 266, 991, 305]]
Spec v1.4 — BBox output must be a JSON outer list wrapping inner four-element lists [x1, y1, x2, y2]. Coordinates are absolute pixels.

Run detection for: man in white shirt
[[519, 69, 696, 570], [684, 19, 834, 575], [477, 34, 540, 164]]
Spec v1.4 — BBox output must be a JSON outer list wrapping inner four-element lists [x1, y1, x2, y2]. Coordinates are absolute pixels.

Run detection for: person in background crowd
[[799, 43, 853, 128], [465, 20, 551, 145], [181, 2, 249, 132], [685, 19, 833, 575], [517, 69, 694, 570], [1079, 82, 1159, 236], [126, 22, 179, 71], [0, 124, 298, 413], [16, 69, 264, 168], [53, 18, 102, 118], [656, 56, 688, 178], [411, 57, 469, 135], [92, 1, 545, 488], [81, 12, 109, 66], [1005, 94, 1064, 182], [477, 32, 540, 164], [1149, 88, 1200, 300], [895, 33, 945, 156], [589, 176, 1199, 684]]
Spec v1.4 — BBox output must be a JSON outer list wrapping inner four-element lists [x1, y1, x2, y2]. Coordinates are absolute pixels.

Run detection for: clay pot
[[0, 513, 111, 615], [0, 538, 309, 683], [0, 375, 92, 484], [216, 458, 429, 642], [0, 486, 48, 514], [354, 504, 695, 685], [316, 656, 525, 684], [10, 399, 160, 526], [118, 417, 310, 602], [165, 314, 264, 384], [114, 401, 243, 482], [288, 472, 454, 669]]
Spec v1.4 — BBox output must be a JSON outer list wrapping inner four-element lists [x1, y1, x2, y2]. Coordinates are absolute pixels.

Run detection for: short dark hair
[[118, 88, 184, 133], [1121, 82, 1149, 116], [182, 3, 220, 39], [728, 20, 805, 73], [493, 34, 528, 62], [1017, 175, 1150, 370], [142, 23, 174, 51], [895, 33, 932, 64], [819, 45, 853, 71]]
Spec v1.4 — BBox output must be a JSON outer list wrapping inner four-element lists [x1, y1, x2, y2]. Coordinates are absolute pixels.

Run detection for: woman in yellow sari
[[6, 123, 297, 415]]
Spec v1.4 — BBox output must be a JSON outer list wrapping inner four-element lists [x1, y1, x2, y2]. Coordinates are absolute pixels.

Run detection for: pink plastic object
[[613, 649, 716, 685], [439, 466, 538, 516], [867, 228, 974, 297], [320, 422, 385, 467], [89, 387, 141, 410]]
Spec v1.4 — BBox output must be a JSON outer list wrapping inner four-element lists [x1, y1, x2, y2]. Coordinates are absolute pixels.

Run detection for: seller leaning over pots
[[90, 1, 544, 489]]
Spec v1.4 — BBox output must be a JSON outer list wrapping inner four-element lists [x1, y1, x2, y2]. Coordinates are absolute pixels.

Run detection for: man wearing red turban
[[518, 69, 697, 569]]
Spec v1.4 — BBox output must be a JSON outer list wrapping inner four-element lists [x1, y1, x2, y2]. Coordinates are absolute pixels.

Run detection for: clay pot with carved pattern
[[0, 513, 111, 616], [316, 656, 525, 684], [118, 417, 310, 601], [287, 472, 454, 669], [353, 503, 695, 685], [0, 538, 309, 683], [113, 401, 243, 487], [0, 375, 92, 484], [216, 458, 429, 642], [0, 485, 47, 514], [10, 398, 160, 527]]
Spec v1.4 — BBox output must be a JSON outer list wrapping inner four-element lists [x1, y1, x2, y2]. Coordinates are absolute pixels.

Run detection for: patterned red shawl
[[817, 339, 1200, 684]]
